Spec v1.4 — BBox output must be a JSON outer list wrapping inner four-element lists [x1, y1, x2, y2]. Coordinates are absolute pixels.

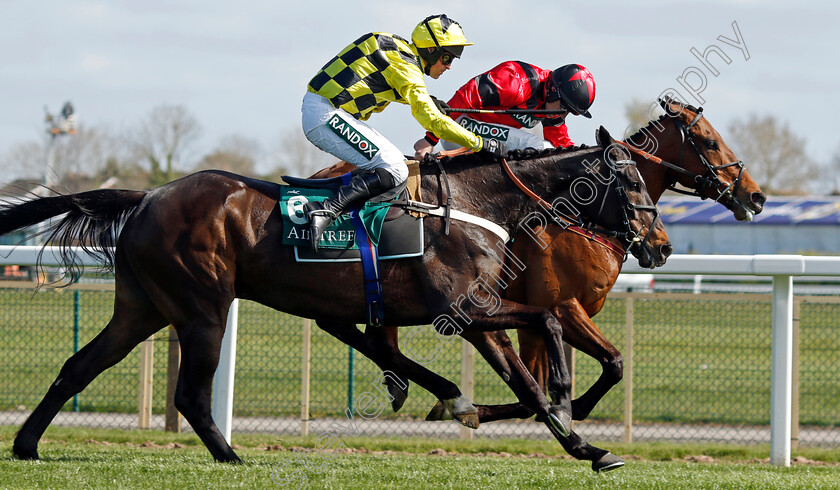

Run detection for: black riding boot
[[304, 168, 395, 252]]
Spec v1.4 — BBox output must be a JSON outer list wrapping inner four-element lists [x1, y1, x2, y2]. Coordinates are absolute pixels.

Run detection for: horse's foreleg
[[516, 329, 550, 392], [460, 329, 570, 431], [318, 321, 477, 428], [13, 296, 167, 461], [365, 326, 409, 412], [464, 301, 573, 421], [457, 331, 540, 419], [426, 330, 538, 424], [551, 301, 623, 421], [437, 329, 545, 425], [463, 329, 623, 472], [422, 332, 535, 424]]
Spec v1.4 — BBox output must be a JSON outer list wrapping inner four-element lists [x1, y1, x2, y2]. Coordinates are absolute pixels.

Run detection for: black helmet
[[545, 64, 595, 118]]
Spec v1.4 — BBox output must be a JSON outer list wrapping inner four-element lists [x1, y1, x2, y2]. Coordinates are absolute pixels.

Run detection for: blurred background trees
[[727, 114, 816, 195], [0, 103, 332, 193], [0, 99, 832, 196]]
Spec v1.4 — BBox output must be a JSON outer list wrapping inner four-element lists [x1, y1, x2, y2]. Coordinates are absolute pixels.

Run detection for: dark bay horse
[[316, 98, 764, 425], [1, 128, 667, 471]]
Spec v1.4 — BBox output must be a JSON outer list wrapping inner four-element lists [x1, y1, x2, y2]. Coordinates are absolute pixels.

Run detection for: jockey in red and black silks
[[415, 61, 596, 156]]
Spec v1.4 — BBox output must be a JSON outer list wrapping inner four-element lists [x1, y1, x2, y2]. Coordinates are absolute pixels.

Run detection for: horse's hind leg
[[139, 276, 239, 462], [170, 315, 240, 463], [13, 290, 168, 460]]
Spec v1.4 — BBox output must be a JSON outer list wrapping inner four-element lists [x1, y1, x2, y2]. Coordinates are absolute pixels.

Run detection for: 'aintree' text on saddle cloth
[[280, 187, 390, 249]]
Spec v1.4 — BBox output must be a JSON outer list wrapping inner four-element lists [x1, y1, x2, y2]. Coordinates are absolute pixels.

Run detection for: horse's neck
[[629, 119, 685, 204], [636, 156, 669, 204]]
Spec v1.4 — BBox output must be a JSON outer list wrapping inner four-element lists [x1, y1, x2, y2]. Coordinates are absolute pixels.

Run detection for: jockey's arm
[[404, 86, 481, 151]]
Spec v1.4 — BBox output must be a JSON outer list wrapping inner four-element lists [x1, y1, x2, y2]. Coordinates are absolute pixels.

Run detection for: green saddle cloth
[[280, 187, 391, 249]]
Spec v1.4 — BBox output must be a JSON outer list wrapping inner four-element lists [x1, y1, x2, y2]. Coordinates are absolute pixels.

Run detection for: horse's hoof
[[592, 452, 625, 472], [386, 378, 409, 413], [425, 400, 452, 421], [12, 443, 39, 461], [442, 396, 479, 429], [548, 407, 571, 438], [216, 454, 243, 464], [453, 411, 479, 430]]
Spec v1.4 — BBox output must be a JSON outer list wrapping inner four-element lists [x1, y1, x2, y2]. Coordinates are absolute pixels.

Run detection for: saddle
[[282, 160, 424, 214], [279, 160, 425, 262], [280, 161, 426, 327]]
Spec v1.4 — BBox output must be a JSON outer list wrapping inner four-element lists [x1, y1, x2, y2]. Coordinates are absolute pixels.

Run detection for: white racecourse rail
[[2, 246, 837, 467]]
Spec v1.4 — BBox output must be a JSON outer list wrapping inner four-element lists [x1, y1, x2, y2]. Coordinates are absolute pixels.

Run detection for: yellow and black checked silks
[[308, 33, 422, 120]]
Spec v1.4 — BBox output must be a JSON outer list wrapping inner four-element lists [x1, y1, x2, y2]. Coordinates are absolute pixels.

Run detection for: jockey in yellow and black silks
[[300, 14, 506, 252]]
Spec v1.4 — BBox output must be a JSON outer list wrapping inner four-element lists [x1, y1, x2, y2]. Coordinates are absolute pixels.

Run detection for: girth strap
[[339, 172, 384, 327]]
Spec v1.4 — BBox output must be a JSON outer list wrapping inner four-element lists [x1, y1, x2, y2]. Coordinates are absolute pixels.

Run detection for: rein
[[429, 148, 642, 258], [499, 157, 631, 259], [615, 140, 692, 176], [673, 114, 745, 203]]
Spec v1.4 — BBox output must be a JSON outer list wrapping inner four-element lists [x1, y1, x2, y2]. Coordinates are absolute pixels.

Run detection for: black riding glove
[[480, 137, 508, 158], [430, 95, 451, 114]]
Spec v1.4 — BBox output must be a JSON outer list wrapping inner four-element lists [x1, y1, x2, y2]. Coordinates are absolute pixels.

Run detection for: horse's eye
[[706, 140, 719, 150]]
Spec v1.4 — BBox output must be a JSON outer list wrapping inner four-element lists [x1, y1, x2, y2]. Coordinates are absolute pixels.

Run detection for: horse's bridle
[[660, 101, 745, 205], [602, 160, 661, 260], [500, 156, 659, 259]]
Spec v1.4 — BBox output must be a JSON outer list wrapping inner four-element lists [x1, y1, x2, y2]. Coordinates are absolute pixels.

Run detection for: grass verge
[[1, 427, 838, 489]]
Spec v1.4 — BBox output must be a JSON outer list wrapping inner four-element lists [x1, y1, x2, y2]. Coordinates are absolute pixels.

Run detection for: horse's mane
[[625, 98, 701, 143], [625, 113, 671, 143], [423, 143, 597, 167]]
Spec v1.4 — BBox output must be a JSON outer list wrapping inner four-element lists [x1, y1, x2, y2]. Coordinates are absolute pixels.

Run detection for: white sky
[[1, 1, 838, 180]]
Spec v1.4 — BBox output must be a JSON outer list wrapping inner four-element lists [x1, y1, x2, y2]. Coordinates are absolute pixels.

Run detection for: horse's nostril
[[661, 243, 673, 258], [751, 192, 766, 208]]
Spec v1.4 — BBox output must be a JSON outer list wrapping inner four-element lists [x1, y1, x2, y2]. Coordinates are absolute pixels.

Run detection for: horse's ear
[[595, 126, 615, 146], [658, 95, 686, 117], [596, 126, 631, 164]]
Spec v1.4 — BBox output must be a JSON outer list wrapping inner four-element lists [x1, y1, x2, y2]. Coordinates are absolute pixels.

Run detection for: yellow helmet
[[412, 14, 472, 72]]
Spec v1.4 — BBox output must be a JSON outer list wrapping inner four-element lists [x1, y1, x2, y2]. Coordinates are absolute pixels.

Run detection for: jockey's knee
[[380, 159, 408, 185], [369, 142, 408, 185]]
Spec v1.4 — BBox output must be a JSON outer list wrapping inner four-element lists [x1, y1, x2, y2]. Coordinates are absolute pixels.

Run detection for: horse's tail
[[0, 189, 148, 278]]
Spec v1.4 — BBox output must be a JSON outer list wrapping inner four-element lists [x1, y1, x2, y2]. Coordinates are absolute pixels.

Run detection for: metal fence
[[0, 281, 838, 446]]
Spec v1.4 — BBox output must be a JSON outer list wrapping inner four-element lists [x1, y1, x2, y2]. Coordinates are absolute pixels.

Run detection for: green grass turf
[[1, 427, 838, 489]]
